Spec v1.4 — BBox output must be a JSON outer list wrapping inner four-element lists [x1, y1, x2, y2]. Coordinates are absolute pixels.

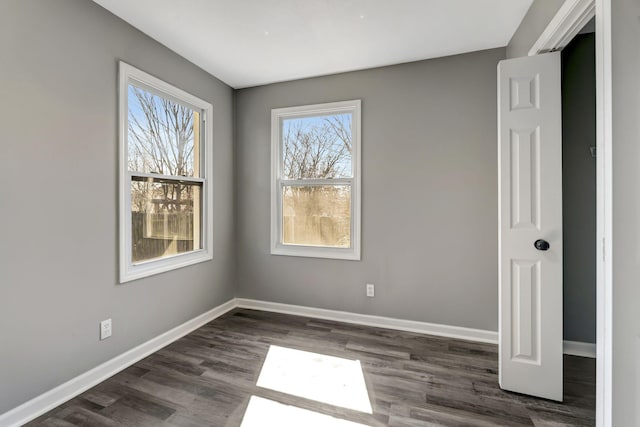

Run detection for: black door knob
[[534, 239, 550, 251]]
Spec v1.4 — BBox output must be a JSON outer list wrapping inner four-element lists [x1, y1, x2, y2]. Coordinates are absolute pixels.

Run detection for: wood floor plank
[[390, 402, 532, 427], [60, 406, 121, 427], [107, 372, 198, 408], [34, 417, 77, 427], [81, 390, 119, 409], [26, 309, 595, 426]]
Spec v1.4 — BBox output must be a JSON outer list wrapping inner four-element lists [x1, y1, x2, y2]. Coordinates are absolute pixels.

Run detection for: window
[[119, 62, 213, 282], [271, 100, 361, 260]]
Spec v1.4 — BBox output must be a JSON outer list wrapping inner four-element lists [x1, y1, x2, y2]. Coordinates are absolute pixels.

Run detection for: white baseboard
[[0, 299, 236, 427], [236, 299, 597, 359], [1, 297, 596, 426], [235, 298, 500, 344], [563, 340, 596, 358]]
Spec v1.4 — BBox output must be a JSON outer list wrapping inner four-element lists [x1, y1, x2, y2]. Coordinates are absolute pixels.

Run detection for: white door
[[498, 52, 563, 401]]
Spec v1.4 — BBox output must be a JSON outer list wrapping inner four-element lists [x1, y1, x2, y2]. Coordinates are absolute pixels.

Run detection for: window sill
[[271, 244, 360, 261], [120, 249, 212, 283]]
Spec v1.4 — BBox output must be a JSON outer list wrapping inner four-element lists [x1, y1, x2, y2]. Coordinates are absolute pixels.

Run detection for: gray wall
[[235, 49, 504, 332], [611, 0, 640, 424], [561, 33, 596, 344], [507, 0, 567, 58], [0, 0, 235, 414]]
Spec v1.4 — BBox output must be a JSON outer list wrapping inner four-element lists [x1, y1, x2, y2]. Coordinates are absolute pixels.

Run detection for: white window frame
[[270, 100, 361, 260], [119, 62, 214, 283]]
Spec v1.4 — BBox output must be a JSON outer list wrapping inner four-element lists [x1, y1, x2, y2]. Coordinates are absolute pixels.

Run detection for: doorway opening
[[497, 11, 599, 418], [560, 18, 598, 416], [561, 24, 597, 354]]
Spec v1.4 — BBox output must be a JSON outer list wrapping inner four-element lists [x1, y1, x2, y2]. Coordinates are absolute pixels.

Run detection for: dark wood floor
[[29, 309, 595, 426]]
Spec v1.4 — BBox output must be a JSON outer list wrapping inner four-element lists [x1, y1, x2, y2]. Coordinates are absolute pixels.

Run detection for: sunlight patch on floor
[[240, 396, 370, 427], [256, 345, 372, 413]]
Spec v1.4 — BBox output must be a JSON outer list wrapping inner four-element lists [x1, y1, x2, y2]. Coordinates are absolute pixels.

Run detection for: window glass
[[282, 185, 351, 248], [281, 113, 353, 180]]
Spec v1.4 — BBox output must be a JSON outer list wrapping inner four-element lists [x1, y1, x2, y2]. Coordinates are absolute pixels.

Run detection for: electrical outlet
[[100, 319, 112, 340], [366, 283, 375, 297]]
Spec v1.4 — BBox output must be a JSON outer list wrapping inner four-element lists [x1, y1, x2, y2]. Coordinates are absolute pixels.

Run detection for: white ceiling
[[93, 0, 533, 89]]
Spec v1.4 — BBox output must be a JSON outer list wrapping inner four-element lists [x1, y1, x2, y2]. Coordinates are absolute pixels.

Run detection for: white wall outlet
[[366, 283, 375, 297], [100, 318, 112, 340]]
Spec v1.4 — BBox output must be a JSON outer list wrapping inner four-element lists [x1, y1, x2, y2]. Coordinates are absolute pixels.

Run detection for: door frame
[[525, 0, 612, 426]]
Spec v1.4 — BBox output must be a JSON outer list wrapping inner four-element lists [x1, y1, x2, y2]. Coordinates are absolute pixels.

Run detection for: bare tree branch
[[128, 87, 197, 213]]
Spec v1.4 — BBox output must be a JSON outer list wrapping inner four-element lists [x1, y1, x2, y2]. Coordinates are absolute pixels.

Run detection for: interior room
[[0, 0, 638, 426]]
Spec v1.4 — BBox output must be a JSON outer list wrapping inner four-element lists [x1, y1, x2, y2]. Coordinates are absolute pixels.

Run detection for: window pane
[[131, 178, 201, 263], [282, 113, 352, 179], [282, 185, 350, 248], [127, 84, 200, 177]]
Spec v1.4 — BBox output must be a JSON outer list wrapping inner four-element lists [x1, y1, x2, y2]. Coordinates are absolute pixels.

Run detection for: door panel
[[498, 52, 563, 402], [510, 128, 540, 229], [511, 259, 540, 363]]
